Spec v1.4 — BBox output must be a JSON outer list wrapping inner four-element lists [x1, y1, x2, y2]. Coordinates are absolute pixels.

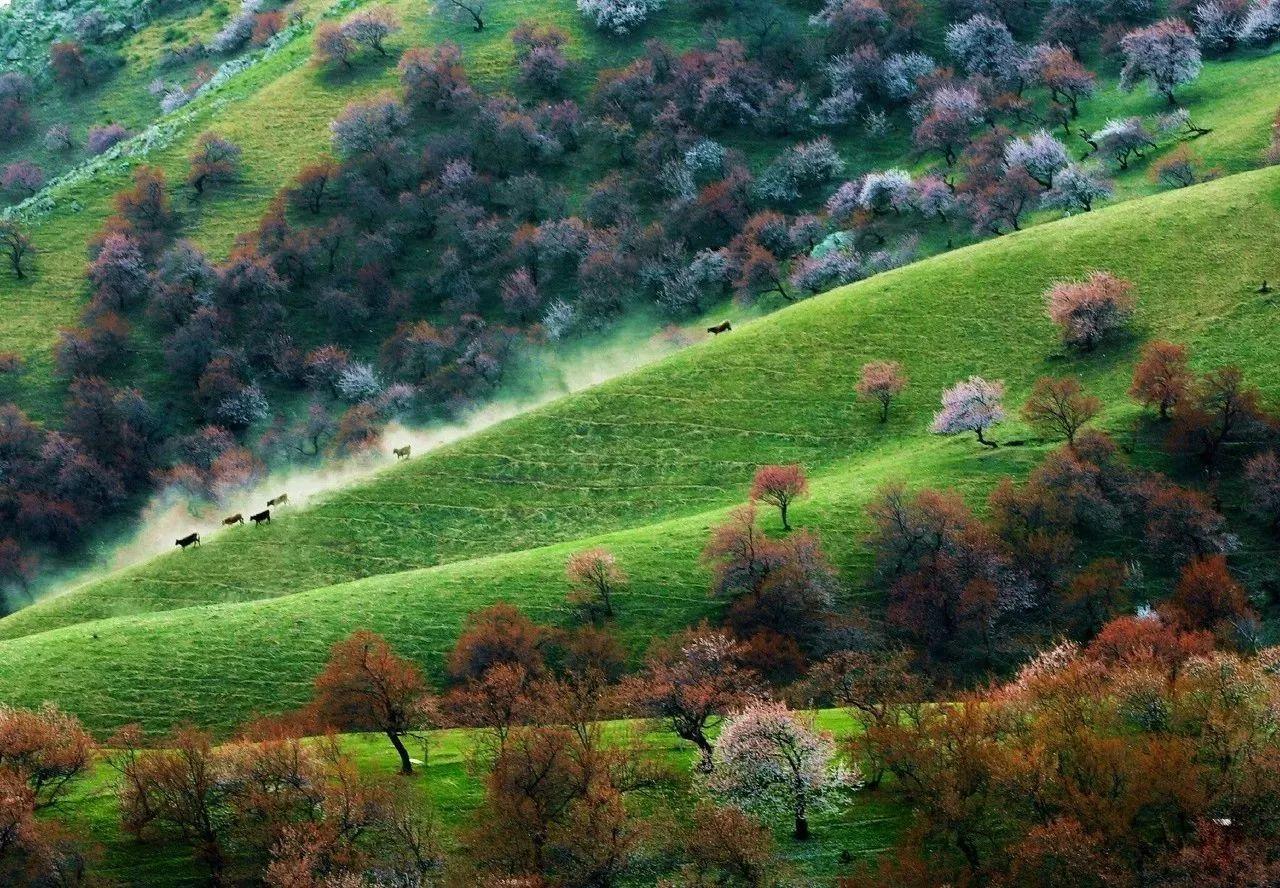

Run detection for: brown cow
[[393, 445, 411, 460], [175, 532, 200, 550], [222, 513, 244, 526], [267, 493, 288, 507], [707, 321, 732, 335], [250, 509, 271, 526]]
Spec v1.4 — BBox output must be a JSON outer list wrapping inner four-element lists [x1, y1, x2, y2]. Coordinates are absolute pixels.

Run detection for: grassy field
[[54, 711, 907, 887], [1, 0, 1278, 422], [2, 164, 1280, 733]]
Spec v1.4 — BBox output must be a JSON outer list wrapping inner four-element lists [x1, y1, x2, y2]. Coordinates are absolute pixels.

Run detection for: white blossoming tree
[[703, 700, 858, 840], [931, 376, 1006, 448]]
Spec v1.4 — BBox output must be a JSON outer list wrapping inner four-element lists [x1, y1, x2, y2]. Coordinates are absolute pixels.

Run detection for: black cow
[[175, 532, 200, 550], [250, 509, 271, 526]]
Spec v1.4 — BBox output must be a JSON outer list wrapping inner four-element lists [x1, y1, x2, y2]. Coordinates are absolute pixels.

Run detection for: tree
[[1041, 164, 1113, 213], [86, 122, 129, 155], [1045, 271, 1135, 352], [1088, 117, 1156, 170], [50, 42, 90, 90], [704, 504, 840, 649], [1141, 481, 1235, 564], [114, 725, 233, 883], [330, 94, 408, 158], [565, 547, 627, 621], [1243, 450, 1280, 530], [1130, 339, 1191, 419], [1, 161, 44, 199], [1151, 145, 1215, 188], [398, 43, 474, 113], [946, 15, 1021, 84], [1031, 45, 1096, 118], [749, 464, 809, 531], [1120, 20, 1202, 105], [313, 22, 356, 69], [187, 132, 242, 196], [341, 7, 400, 56], [0, 220, 33, 279], [622, 626, 757, 772], [1170, 365, 1268, 466], [432, 0, 487, 31], [931, 376, 1005, 447], [578, 0, 666, 34], [1003, 131, 1070, 188], [663, 802, 797, 886], [1166, 555, 1252, 634], [312, 630, 434, 774], [448, 602, 546, 681], [856, 360, 907, 423], [1021, 377, 1100, 445], [0, 705, 95, 809], [88, 233, 148, 311], [703, 700, 855, 840]]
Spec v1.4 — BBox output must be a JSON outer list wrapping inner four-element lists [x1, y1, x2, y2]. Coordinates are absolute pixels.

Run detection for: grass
[[54, 711, 908, 887], [3, 164, 1280, 733]]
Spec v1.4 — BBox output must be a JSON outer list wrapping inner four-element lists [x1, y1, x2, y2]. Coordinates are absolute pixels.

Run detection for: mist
[[34, 319, 698, 601]]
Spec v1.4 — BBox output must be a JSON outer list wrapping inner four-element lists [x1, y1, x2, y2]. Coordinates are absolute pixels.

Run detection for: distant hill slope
[[2, 165, 1280, 733]]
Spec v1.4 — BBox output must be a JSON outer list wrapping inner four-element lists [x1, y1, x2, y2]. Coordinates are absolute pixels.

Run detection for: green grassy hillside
[[3, 165, 1279, 734]]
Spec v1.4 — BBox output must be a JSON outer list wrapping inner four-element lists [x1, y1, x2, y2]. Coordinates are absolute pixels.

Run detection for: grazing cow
[[175, 532, 200, 550], [267, 493, 288, 507], [222, 513, 244, 526], [707, 320, 732, 335], [250, 509, 271, 526], [393, 445, 411, 460]]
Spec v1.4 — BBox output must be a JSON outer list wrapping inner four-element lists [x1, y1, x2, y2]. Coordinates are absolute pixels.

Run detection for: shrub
[[86, 123, 129, 155]]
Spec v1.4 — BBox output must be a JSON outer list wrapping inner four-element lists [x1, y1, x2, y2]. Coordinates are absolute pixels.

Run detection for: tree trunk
[[794, 808, 810, 841], [388, 730, 414, 775], [976, 428, 998, 448], [692, 734, 715, 773], [780, 502, 790, 531]]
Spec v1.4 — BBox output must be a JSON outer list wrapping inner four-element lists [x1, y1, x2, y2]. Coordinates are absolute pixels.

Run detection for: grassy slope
[[0, 0, 1278, 420], [58, 713, 905, 887], [2, 165, 1280, 733]]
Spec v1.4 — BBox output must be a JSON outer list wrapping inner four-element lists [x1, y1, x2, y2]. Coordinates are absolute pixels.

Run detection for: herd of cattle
[[173, 445, 413, 551]]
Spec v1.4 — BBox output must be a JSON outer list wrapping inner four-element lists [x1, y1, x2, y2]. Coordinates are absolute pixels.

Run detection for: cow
[[707, 320, 732, 335], [267, 493, 288, 507], [250, 509, 271, 526], [393, 445, 411, 460], [175, 532, 200, 550], [222, 513, 244, 526]]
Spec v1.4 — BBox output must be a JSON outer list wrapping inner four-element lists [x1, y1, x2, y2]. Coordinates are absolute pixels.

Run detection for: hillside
[[3, 0, 1280, 426], [2, 163, 1279, 733]]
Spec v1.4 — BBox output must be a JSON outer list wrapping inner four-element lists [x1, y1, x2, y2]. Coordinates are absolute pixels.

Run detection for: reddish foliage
[[749, 464, 808, 530], [1130, 340, 1191, 419]]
